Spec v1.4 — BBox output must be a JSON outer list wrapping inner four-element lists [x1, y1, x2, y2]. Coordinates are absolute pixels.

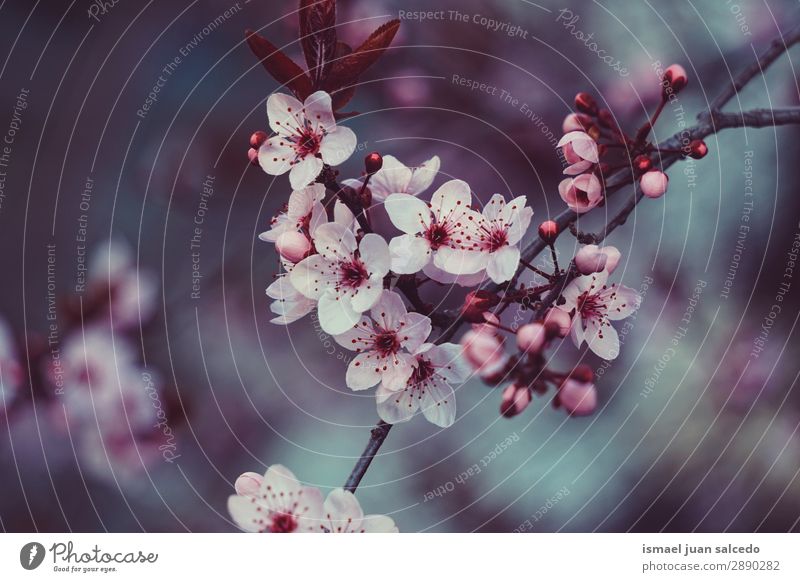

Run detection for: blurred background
[[0, 0, 799, 532]]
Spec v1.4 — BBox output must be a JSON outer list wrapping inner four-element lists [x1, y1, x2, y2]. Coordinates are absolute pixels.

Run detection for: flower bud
[[597, 108, 616, 130], [574, 92, 598, 116], [234, 471, 263, 496], [687, 139, 708, 159], [275, 231, 312, 263], [558, 378, 597, 416], [517, 323, 546, 354], [461, 327, 505, 371], [461, 290, 500, 324], [248, 147, 259, 166], [543, 307, 571, 338], [250, 131, 268, 149], [500, 383, 532, 418], [574, 244, 608, 275], [538, 220, 559, 244], [364, 152, 383, 174], [570, 363, 594, 384], [633, 154, 652, 173], [603, 246, 621, 274], [562, 113, 593, 133], [640, 170, 669, 199], [662, 64, 688, 99]]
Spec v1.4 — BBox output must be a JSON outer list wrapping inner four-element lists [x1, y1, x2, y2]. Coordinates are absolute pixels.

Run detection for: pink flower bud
[[248, 147, 259, 166], [687, 139, 708, 159], [250, 131, 268, 149], [574, 92, 598, 116], [500, 383, 532, 417], [574, 244, 608, 275], [639, 170, 669, 199], [364, 152, 383, 174], [559, 173, 603, 213], [543, 308, 571, 338], [461, 327, 506, 372], [517, 323, 546, 354], [558, 379, 597, 416], [538, 220, 559, 244], [275, 231, 312, 263], [662, 64, 688, 98], [234, 471, 263, 496], [557, 131, 599, 175], [603, 246, 621, 274]]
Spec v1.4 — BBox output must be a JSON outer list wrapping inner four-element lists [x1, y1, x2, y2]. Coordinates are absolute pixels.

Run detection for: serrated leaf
[[245, 29, 313, 99], [299, 0, 337, 88], [327, 19, 400, 89]]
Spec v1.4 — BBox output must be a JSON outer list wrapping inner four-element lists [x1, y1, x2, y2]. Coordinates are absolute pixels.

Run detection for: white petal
[[361, 514, 399, 532], [389, 234, 431, 274], [323, 488, 364, 532], [422, 262, 487, 287], [290, 255, 332, 299], [430, 179, 472, 217], [303, 90, 336, 132], [350, 282, 382, 313], [314, 222, 357, 260], [258, 138, 294, 176], [384, 194, 432, 234], [434, 247, 487, 275], [359, 234, 390, 278], [289, 156, 324, 190], [369, 155, 413, 200], [228, 495, 263, 532], [486, 246, 520, 284], [406, 155, 440, 195], [420, 377, 456, 427], [584, 317, 621, 359], [333, 316, 372, 350], [267, 93, 304, 135], [425, 343, 470, 383], [294, 487, 326, 532], [603, 284, 641, 321], [261, 464, 302, 498], [482, 193, 506, 221], [505, 202, 533, 245], [318, 292, 361, 334], [333, 200, 355, 229], [376, 383, 419, 424], [319, 126, 357, 166], [370, 290, 408, 329], [381, 352, 415, 391], [399, 312, 432, 353], [346, 352, 382, 390]]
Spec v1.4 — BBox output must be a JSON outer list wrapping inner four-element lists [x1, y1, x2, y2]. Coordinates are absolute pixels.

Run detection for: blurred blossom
[[0, 318, 22, 415]]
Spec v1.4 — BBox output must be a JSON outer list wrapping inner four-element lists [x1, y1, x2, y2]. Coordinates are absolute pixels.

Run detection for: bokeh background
[[1, 0, 799, 532]]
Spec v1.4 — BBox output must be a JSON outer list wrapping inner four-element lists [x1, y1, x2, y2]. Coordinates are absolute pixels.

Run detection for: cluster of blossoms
[[42, 242, 167, 480], [229, 464, 397, 532], [558, 64, 706, 206]]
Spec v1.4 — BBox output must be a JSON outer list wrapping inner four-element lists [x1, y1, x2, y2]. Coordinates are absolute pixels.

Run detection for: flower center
[[576, 291, 605, 318], [270, 512, 298, 533], [294, 128, 321, 158], [411, 358, 436, 385], [481, 223, 509, 252], [340, 260, 368, 288], [374, 331, 400, 357], [425, 222, 451, 250], [575, 187, 590, 206]]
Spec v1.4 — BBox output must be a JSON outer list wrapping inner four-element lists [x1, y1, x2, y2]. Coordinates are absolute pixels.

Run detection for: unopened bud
[[250, 131, 268, 149], [662, 64, 688, 99], [543, 308, 571, 338], [574, 244, 608, 275], [364, 152, 383, 175], [558, 378, 597, 416], [500, 383, 532, 418], [517, 323, 546, 354], [248, 147, 259, 166], [687, 139, 708, 159], [234, 471, 263, 496], [574, 92, 598, 116], [461, 290, 500, 324], [639, 170, 669, 199], [538, 220, 559, 244], [633, 154, 652, 173], [275, 231, 312, 263]]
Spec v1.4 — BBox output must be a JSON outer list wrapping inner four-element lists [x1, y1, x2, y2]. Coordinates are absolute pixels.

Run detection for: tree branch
[[341, 26, 800, 493]]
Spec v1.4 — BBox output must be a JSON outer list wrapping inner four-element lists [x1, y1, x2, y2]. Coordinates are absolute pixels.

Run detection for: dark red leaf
[[331, 85, 356, 111], [299, 0, 337, 88], [327, 19, 400, 89], [245, 29, 313, 99]]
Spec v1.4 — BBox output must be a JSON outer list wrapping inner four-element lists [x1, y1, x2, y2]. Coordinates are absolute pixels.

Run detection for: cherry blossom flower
[[560, 270, 641, 359], [89, 240, 158, 330], [258, 183, 326, 243], [258, 91, 357, 189], [376, 342, 469, 427], [318, 488, 398, 533], [228, 465, 397, 533], [384, 179, 483, 276], [575, 244, 622, 275], [558, 174, 603, 214], [334, 291, 431, 391], [557, 131, 599, 175], [349, 154, 440, 203], [469, 194, 534, 284], [290, 223, 390, 334], [228, 464, 325, 533], [266, 268, 316, 325], [0, 318, 21, 414]]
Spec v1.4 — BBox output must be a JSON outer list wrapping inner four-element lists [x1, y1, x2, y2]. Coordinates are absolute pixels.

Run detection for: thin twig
[[344, 421, 392, 492]]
